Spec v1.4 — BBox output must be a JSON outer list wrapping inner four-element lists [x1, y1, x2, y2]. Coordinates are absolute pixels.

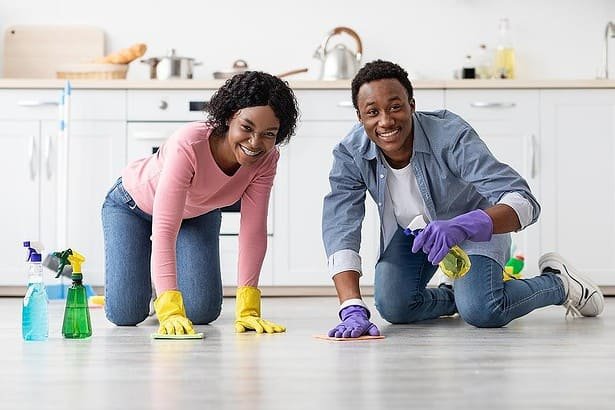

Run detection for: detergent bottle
[[60, 249, 92, 339], [404, 215, 472, 280], [22, 241, 49, 341]]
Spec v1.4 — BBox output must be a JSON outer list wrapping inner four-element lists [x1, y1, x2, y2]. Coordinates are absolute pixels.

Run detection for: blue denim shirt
[[322, 110, 540, 272]]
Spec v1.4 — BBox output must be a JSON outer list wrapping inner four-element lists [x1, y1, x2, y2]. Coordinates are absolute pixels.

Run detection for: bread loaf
[[95, 43, 147, 64]]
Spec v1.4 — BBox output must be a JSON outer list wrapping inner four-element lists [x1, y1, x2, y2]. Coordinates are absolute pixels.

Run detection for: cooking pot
[[141, 49, 201, 80], [213, 59, 249, 79], [313, 26, 363, 80]]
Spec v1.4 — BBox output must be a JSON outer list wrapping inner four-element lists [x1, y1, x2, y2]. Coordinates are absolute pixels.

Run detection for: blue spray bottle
[[22, 241, 49, 341]]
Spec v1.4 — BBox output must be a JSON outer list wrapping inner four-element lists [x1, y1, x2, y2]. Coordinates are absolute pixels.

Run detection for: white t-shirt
[[384, 159, 427, 229]]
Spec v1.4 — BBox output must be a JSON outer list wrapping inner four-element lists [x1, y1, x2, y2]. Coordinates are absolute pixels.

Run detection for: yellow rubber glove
[[153, 290, 196, 335], [235, 286, 286, 333]]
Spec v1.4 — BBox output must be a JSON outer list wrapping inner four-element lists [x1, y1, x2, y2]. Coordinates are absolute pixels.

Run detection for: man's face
[[356, 78, 415, 166]]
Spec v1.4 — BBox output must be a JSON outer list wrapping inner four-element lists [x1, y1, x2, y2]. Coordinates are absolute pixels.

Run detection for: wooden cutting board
[[3, 25, 105, 78]]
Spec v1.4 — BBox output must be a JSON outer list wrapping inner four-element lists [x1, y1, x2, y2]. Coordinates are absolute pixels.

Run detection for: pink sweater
[[122, 122, 277, 293]]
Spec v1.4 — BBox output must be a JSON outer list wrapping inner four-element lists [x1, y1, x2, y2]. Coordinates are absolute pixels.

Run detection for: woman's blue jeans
[[101, 179, 223, 326], [374, 227, 567, 328]]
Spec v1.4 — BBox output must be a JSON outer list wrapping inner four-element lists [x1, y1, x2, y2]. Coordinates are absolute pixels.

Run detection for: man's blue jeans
[[101, 179, 223, 326], [374, 227, 566, 328]]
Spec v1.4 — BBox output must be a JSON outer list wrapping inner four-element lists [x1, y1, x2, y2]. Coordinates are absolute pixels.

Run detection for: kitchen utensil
[[277, 68, 309, 78], [140, 49, 201, 80], [313, 26, 363, 80], [213, 59, 249, 79], [3, 25, 105, 78]]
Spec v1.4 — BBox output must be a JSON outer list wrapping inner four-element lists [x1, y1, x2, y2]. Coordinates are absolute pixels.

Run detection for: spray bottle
[[22, 241, 49, 341], [404, 215, 472, 280], [53, 249, 92, 339]]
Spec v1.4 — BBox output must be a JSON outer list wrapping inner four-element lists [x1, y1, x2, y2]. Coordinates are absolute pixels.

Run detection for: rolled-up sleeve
[[322, 142, 367, 278]]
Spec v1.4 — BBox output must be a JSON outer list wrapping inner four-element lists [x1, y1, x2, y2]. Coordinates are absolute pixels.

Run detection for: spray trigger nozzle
[[403, 215, 428, 237]]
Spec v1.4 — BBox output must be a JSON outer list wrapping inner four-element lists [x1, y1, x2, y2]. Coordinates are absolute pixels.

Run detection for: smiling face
[[222, 105, 280, 169], [356, 78, 415, 168]]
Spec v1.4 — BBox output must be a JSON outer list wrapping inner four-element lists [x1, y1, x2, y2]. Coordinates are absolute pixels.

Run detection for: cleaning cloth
[[151, 332, 204, 340]]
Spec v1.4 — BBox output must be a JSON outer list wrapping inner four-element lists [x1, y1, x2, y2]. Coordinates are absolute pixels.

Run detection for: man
[[323, 60, 604, 338]]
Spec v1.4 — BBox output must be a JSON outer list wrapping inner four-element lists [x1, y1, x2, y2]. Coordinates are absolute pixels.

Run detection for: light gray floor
[[1, 296, 614, 410]]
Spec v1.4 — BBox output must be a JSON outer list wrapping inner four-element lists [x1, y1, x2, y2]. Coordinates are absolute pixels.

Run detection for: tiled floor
[[1, 296, 614, 409]]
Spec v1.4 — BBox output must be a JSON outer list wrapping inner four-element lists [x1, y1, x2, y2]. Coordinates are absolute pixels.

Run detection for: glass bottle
[[494, 18, 516, 79]]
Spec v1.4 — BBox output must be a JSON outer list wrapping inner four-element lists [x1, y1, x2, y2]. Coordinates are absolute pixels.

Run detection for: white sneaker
[[539, 252, 604, 317]]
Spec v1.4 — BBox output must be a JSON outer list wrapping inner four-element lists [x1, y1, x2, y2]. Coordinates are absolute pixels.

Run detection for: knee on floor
[[105, 305, 149, 326], [375, 297, 423, 324], [187, 302, 222, 325], [457, 301, 508, 328]]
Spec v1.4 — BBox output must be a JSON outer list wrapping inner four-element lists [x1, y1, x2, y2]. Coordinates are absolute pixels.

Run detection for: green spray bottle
[[54, 249, 92, 339]]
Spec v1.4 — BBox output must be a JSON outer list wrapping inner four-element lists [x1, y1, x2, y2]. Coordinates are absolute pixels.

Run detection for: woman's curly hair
[[206, 71, 299, 145], [351, 60, 414, 110]]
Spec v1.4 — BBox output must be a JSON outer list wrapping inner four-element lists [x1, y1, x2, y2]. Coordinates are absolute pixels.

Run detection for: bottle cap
[[23, 241, 43, 263]]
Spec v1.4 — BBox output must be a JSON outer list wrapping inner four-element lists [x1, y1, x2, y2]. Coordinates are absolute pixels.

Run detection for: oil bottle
[[494, 18, 516, 79]]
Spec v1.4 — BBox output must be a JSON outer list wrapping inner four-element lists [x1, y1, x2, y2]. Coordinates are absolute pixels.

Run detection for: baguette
[[95, 43, 147, 64]]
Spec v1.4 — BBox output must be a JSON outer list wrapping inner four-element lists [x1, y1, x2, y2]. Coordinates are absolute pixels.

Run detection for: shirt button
[[379, 174, 384, 179], [378, 202, 382, 207]]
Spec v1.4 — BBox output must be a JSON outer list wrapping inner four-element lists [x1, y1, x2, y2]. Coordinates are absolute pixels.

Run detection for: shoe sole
[[539, 252, 604, 316]]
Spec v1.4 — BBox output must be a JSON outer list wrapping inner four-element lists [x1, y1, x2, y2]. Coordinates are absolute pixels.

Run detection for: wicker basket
[[56, 63, 128, 80]]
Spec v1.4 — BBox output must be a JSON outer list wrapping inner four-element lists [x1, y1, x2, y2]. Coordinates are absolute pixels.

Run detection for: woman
[[102, 71, 299, 335]]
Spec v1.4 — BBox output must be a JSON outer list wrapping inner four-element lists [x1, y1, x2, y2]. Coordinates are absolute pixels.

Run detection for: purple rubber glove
[[411, 209, 493, 265], [328, 305, 380, 338]]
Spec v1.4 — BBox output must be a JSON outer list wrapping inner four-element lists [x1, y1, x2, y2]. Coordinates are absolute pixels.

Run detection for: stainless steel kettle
[[313, 27, 363, 80]]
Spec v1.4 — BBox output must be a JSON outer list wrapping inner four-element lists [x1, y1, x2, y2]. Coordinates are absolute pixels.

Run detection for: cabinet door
[[540, 90, 615, 285], [446, 90, 540, 271], [0, 121, 41, 285], [63, 121, 126, 286], [272, 120, 379, 286]]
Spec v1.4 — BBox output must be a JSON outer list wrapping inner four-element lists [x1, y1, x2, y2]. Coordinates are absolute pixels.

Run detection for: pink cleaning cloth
[[313, 334, 385, 341]]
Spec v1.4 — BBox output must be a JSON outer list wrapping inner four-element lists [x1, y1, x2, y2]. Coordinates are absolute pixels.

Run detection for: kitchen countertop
[[1, 79, 615, 89]]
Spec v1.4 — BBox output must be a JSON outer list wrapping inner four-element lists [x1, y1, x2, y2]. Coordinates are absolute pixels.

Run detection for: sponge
[[151, 332, 204, 340]]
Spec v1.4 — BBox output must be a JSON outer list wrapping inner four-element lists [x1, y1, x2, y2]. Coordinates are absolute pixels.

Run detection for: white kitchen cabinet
[[0, 89, 126, 286], [445, 89, 541, 273], [540, 90, 615, 286]]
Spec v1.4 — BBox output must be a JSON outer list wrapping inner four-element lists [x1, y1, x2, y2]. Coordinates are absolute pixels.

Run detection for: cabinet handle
[[337, 101, 354, 108], [159, 100, 168, 110], [189, 101, 209, 111], [530, 134, 538, 178], [131, 131, 170, 141], [18, 100, 60, 107], [29, 136, 37, 180], [470, 102, 516, 108], [44, 135, 53, 180]]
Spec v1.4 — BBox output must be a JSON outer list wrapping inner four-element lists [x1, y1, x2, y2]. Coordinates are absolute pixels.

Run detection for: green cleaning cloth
[[151, 332, 204, 340]]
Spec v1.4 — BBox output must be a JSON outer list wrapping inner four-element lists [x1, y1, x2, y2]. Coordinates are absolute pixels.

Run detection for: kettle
[[313, 26, 363, 80]]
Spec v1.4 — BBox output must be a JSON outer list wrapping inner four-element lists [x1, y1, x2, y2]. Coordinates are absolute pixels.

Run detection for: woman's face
[[356, 78, 415, 167], [226, 105, 280, 166]]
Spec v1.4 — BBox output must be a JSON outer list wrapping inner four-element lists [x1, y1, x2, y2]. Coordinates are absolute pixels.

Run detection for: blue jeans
[[374, 227, 566, 328], [101, 178, 223, 326]]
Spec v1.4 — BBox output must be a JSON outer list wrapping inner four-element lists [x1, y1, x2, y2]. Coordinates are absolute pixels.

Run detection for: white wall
[[1, 0, 614, 80]]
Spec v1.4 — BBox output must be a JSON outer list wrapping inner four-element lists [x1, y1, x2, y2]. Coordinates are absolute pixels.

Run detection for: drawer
[[127, 90, 215, 121], [295, 90, 357, 121], [445, 90, 539, 123], [0, 89, 126, 120], [220, 236, 273, 287]]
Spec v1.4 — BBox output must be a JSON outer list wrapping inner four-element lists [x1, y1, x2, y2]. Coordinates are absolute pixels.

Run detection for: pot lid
[[213, 59, 249, 78]]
